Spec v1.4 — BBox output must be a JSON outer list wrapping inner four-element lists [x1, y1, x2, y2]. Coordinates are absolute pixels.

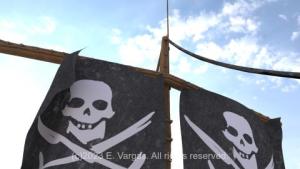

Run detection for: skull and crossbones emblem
[[38, 80, 155, 169], [184, 111, 274, 169]]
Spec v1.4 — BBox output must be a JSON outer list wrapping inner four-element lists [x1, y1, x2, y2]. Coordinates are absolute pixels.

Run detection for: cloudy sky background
[[0, 0, 300, 168]]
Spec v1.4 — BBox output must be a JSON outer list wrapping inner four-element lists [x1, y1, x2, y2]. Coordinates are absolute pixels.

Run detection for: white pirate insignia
[[38, 80, 155, 169]]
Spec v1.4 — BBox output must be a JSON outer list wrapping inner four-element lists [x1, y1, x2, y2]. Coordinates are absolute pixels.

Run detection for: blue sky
[[0, 0, 300, 168]]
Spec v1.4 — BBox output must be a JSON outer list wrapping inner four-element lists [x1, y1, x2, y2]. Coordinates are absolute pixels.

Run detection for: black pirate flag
[[21, 53, 165, 169], [180, 89, 285, 169]]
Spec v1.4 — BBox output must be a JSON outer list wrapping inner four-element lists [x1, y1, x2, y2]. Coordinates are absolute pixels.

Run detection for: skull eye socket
[[227, 126, 238, 137], [92, 100, 108, 110], [67, 98, 84, 108], [243, 134, 253, 144]]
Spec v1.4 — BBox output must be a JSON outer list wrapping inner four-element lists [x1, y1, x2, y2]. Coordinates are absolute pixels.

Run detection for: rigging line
[[169, 39, 300, 79], [156, 0, 170, 72], [156, 52, 161, 72], [167, 0, 169, 38]]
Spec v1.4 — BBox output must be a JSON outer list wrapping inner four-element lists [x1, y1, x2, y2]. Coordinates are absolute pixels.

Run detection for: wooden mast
[[158, 36, 172, 169]]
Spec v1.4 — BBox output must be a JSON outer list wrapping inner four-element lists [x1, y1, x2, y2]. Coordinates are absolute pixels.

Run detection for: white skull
[[222, 111, 258, 169], [62, 80, 115, 144]]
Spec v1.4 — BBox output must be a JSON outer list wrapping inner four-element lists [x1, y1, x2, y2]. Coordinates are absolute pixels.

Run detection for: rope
[[157, 0, 170, 72], [169, 39, 300, 79], [167, 0, 169, 38]]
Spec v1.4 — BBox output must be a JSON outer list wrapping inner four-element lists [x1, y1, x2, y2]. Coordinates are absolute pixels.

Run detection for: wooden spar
[[0, 39, 65, 64]]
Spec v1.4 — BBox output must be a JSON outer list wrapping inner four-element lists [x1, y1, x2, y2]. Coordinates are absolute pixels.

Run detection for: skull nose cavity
[[240, 139, 245, 146], [83, 108, 91, 116]]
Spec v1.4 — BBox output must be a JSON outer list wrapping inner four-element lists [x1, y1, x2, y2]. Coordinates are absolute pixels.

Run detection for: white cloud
[[199, 36, 300, 91], [246, 19, 259, 32], [184, 13, 220, 42], [118, 34, 160, 68], [113, 0, 269, 71], [147, 9, 220, 43], [229, 16, 247, 32], [254, 47, 276, 68], [178, 57, 192, 73], [278, 14, 288, 21], [291, 31, 300, 41], [222, 0, 258, 16], [231, 41, 300, 91], [221, 0, 275, 17], [222, 16, 260, 34], [223, 37, 259, 66], [217, 0, 263, 35], [196, 42, 223, 60], [272, 55, 300, 72], [116, 9, 221, 69], [113, 0, 299, 91], [114, 2, 261, 71]]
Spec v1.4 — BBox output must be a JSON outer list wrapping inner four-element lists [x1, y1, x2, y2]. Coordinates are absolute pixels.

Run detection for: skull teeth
[[70, 118, 102, 130], [77, 123, 90, 130], [235, 147, 252, 160]]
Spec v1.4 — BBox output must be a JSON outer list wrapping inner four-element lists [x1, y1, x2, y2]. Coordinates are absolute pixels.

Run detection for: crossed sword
[[184, 115, 274, 169], [38, 112, 155, 169]]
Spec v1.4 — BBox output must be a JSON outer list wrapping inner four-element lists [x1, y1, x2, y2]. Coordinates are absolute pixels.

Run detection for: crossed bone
[[38, 112, 155, 169]]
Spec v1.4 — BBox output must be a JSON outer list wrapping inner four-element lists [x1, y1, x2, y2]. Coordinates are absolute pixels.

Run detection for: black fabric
[[180, 89, 285, 169], [265, 119, 285, 169], [21, 53, 165, 169]]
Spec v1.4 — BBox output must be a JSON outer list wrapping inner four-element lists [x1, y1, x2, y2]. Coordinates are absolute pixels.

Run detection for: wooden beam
[[0, 38, 270, 124], [0, 39, 64, 63]]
